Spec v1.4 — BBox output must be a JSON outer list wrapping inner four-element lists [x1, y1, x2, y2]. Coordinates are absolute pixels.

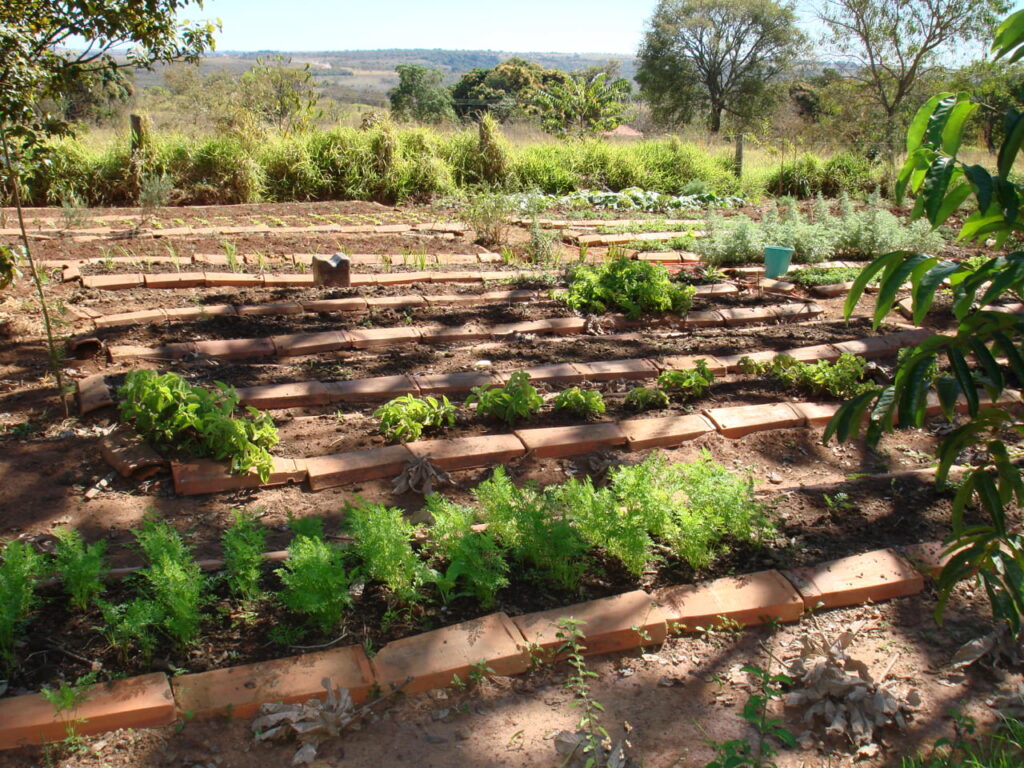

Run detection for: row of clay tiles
[[80, 325, 929, 418], [82, 282, 753, 329], [5, 220, 469, 242], [100, 300, 823, 364], [0, 541, 956, 750]]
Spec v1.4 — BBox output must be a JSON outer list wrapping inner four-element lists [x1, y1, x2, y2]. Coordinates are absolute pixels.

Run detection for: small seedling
[[624, 386, 670, 411], [552, 387, 606, 419]]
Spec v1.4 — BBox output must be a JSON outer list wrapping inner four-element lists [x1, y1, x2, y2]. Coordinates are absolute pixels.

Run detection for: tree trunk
[[709, 104, 723, 134]]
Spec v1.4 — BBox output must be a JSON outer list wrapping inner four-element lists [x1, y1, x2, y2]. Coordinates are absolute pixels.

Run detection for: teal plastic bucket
[[764, 246, 794, 279]]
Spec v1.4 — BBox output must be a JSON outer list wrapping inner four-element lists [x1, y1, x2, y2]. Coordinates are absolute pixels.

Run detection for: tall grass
[[19, 123, 884, 207]]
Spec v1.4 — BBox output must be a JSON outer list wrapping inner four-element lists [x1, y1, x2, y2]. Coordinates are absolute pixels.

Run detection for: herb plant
[[118, 370, 279, 481], [0, 540, 41, 667], [52, 527, 107, 611], [276, 534, 352, 633], [374, 394, 456, 443], [563, 254, 696, 319], [467, 371, 543, 425], [346, 502, 429, 603], [657, 359, 714, 399], [742, 353, 871, 399], [624, 386, 670, 411], [552, 387, 606, 419], [222, 509, 267, 601]]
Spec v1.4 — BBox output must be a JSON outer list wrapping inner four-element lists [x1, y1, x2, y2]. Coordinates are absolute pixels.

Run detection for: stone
[[312, 253, 352, 287]]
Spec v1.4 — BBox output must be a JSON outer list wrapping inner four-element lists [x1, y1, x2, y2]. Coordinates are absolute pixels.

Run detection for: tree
[[819, 0, 1009, 157], [0, 2, 216, 415], [451, 58, 568, 121], [636, 0, 805, 132], [948, 60, 1024, 153], [826, 10, 1024, 647], [533, 72, 631, 137], [389, 64, 455, 123], [239, 56, 321, 133]]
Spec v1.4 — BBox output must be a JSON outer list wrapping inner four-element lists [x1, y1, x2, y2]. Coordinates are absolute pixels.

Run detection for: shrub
[[467, 371, 543, 425], [696, 215, 765, 266], [563, 255, 696, 318], [222, 510, 267, 601], [474, 467, 586, 590], [821, 152, 877, 196], [462, 193, 513, 247], [346, 502, 428, 603], [657, 360, 714, 399], [276, 535, 351, 632], [134, 517, 206, 646], [624, 387, 670, 411], [425, 495, 508, 608], [552, 387, 606, 419], [0, 540, 41, 667], [52, 527, 106, 611], [374, 394, 456, 443], [118, 370, 279, 481], [765, 154, 823, 198]]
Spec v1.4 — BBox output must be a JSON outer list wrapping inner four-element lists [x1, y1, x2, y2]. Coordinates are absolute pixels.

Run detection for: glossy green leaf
[[911, 261, 961, 325]]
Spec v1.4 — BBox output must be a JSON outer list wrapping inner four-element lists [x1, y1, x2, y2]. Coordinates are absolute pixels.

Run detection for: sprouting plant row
[[0, 453, 765, 668]]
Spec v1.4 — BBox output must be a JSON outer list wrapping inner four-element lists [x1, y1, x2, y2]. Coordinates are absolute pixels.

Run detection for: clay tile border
[[305, 445, 414, 491], [406, 434, 526, 471], [78, 374, 115, 415], [782, 548, 924, 610], [653, 570, 804, 632], [172, 457, 307, 496], [704, 403, 804, 439], [514, 423, 627, 459], [235, 381, 332, 409], [325, 375, 420, 402], [619, 414, 716, 451]]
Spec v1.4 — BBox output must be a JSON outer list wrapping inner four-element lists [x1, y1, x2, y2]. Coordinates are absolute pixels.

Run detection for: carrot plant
[[222, 510, 267, 601], [0, 540, 41, 668], [425, 495, 508, 608], [52, 527, 107, 611], [134, 517, 207, 647], [117, 370, 279, 480], [276, 534, 352, 633], [346, 502, 430, 603]]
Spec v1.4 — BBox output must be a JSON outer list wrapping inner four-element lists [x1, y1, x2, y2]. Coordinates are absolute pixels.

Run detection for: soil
[[0, 199, 1016, 768]]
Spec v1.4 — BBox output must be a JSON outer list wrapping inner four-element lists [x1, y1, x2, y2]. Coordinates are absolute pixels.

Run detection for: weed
[[222, 509, 267, 601], [52, 527, 107, 611], [0, 540, 42, 667], [346, 502, 428, 603], [221, 240, 241, 273], [118, 370, 279, 481], [467, 371, 542, 425], [374, 394, 456, 443], [563, 254, 696, 319], [624, 386, 670, 411], [276, 535, 351, 632], [552, 387, 606, 419], [657, 359, 715, 399], [556, 618, 612, 766]]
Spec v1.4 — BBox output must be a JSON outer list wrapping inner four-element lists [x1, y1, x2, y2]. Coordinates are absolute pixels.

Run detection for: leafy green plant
[[467, 371, 542, 425], [222, 509, 267, 601], [96, 598, 162, 661], [373, 394, 456, 443], [52, 527, 107, 611], [743, 352, 871, 399], [346, 502, 429, 603], [624, 386, 670, 411], [556, 618, 612, 766], [552, 387, 606, 419], [788, 265, 866, 286], [463, 193, 512, 247], [134, 517, 206, 647], [41, 671, 99, 747], [563, 253, 696, 319], [276, 534, 352, 633], [426, 495, 508, 608], [0, 540, 41, 667], [118, 370, 279, 481], [826, 8, 1024, 642], [657, 359, 715, 399], [703, 663, 795, 768]]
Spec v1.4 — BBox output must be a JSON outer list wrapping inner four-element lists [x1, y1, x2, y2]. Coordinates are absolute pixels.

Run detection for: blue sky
[[194, 0, 808, 54]]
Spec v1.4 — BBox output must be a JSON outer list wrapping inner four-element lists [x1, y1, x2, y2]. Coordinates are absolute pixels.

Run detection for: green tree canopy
[[451, 57, 568, 121], [389, 64, 455, 123], [636, 0, 805, 132], [533, 72, 631, 137], [238, 56, 321, 132]]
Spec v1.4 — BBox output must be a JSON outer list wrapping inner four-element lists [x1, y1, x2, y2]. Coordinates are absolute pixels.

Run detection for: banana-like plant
[[825, 10, 1024, 636]]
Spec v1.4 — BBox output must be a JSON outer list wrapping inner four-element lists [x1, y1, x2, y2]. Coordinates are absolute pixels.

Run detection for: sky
[[194, 0, 813, 54]]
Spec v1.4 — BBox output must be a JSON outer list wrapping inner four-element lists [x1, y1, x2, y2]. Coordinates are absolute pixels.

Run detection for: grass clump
[[467, 371, 542, 425], [346, 502, 429, 603], [374, 394, 456, 443], [52, 527, 107, 612], [0, 540, 42, 668], [741, 352, 872, 399], [222, 510, 267, 601], [624, 387, 670, 411], [118, 370, 279, 481], [276, 533, 351, 633], [425, 496, 508, 608], [134, 517, 207, 647], [552, 387, 606, 419], [563, 254, 696, 319], [657, 359, 714, 399]]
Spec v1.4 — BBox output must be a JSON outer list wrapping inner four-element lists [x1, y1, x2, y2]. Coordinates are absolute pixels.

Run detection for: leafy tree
[[451, 57, 568, 121], [239, 56, 321, 132], [0, 2, 215, 416], [48, 67, 134, 124], [389, 64, 455, 123], [533, 72, 630, 137], [948, 60, 1024, 153], [636, 0, 805, 132], [826, 10, 1024, 643], [819, 0, 1009, 157]]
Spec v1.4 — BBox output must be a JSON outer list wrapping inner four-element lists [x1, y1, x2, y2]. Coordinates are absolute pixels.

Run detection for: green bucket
[[764, 246, 794, 279]]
